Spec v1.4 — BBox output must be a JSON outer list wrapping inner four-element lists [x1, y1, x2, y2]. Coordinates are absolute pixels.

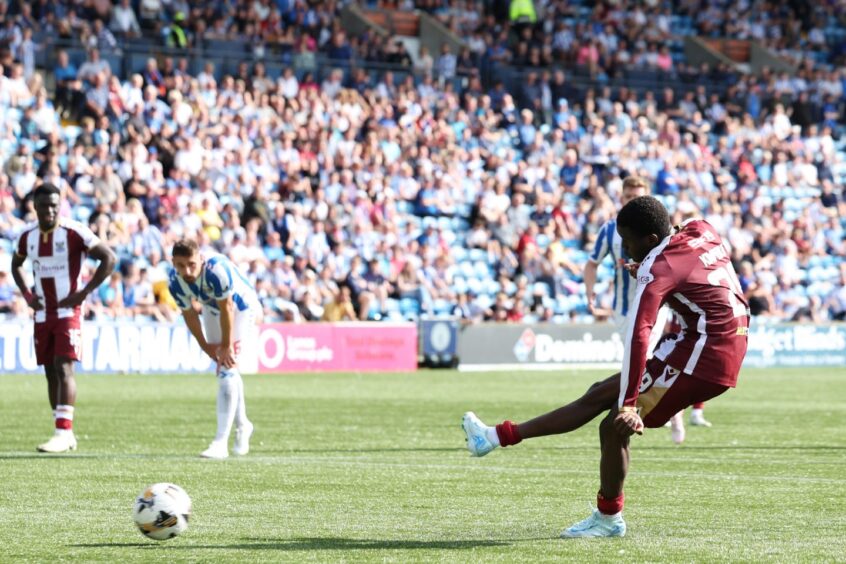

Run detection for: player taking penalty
[[11, 183, 117, 453], [168, 238, 259, 459], [462, 196, 749, 537]]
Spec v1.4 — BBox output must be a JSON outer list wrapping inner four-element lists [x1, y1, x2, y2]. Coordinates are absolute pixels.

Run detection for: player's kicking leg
[[462, 373, 620, 457], [37, 358, 78, 453]]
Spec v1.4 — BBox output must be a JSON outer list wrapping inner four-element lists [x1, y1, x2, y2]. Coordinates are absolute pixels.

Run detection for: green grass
[[1, 368, 845, 563]]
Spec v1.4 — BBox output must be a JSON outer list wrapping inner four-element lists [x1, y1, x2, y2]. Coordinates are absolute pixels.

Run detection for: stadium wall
[[455, 322, 846, 371], [0, 322, 418, 374], [1, 321, 842, 374]]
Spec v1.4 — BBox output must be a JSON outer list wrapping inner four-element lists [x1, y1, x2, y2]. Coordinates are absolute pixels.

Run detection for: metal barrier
[[37, 35, 733, 102]]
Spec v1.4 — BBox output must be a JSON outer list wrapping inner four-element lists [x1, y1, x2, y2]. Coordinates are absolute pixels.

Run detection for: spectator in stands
[[111, 0, 141, 37], [0, 270, 16, 314], [0, 3, 844, 328], [436, 43, 457, 81], [77, 48, 110, 85], [322, 285, 356, 322]]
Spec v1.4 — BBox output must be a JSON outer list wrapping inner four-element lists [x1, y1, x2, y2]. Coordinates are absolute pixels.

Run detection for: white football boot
[[232, 421, 254, 456], [689, 410, 712, 427], [561, 509, 627, 538], [461, 412, 498, 457], [37, 431, 77, 453], [200, 441, 229, 459]]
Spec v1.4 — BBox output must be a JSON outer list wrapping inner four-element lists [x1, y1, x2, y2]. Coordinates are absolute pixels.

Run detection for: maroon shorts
[[34, 317, 82, 366], [636, 357, 730, 428]]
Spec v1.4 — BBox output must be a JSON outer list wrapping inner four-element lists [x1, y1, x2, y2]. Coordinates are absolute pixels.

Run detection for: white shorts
[[202, 305, 260, 375]]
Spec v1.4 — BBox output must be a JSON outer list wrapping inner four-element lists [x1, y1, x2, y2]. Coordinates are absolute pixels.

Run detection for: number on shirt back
[[706, 266, 748, 318]]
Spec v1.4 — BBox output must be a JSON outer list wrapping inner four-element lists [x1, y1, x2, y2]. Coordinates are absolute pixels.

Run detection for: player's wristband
[[619, 406, 639, 414]]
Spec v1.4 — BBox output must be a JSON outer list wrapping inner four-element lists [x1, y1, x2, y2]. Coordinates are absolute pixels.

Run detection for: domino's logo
[[513, 328, 537, 362]]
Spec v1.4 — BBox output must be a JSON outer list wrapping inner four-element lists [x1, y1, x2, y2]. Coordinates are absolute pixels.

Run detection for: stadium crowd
[[0, 0, 845, 325]]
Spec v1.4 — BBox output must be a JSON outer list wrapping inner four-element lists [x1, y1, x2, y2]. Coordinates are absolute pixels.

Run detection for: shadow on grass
[[282, 447, 460, 454], [635, 445, 846, 452], [71, 536, 517, 551]]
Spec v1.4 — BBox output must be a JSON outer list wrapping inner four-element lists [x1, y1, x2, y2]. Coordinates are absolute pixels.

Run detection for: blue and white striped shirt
[[589, 219, 634, 318], [168, 254, 260, 313]]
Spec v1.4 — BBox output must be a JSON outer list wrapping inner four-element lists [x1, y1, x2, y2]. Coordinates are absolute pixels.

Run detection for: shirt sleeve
[[206, 259, 234, 301], [589, 222, 610, 263], [618, 257, 675, 409], [167, 272, 192, 311], [68, 220, 101, 250]]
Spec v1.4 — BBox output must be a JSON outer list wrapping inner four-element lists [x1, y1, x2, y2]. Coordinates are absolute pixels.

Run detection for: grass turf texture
[[0, 368, 844, 563]]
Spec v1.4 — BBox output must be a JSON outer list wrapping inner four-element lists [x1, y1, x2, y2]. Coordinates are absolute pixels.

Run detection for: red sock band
[[597, 491, 624, 515], [692, 402, 704, 409], [55, 418, 73, 430], [495, 420, 522, 447]]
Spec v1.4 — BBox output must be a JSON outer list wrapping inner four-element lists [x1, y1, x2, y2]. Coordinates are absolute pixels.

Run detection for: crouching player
[[168, 238, 258, 459], [462, 196, 749, 537]]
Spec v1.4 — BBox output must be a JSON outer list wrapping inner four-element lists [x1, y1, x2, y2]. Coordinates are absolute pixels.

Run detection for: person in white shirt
[[111, 0, 141, 36]]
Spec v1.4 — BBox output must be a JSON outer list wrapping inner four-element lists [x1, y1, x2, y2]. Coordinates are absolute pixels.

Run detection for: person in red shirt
[[11, 183, 116, 453], [461, 195, 749, 537]]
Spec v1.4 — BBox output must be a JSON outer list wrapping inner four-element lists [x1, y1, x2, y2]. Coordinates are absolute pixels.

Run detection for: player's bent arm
[[216, 296, 238, 369], [216, 296, 235, 352], [618, 266, 674, 409], [181, 306, 213, 355], [10, 252, 36, 305], [84, 243, 118, 295], [583, 259, 599, 307]]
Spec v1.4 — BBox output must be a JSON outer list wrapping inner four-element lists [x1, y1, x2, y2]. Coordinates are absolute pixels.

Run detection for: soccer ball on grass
[[133, 483, 192, 540]]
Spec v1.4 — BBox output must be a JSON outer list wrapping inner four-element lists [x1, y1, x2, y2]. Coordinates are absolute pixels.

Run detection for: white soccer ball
[[133, 483, 192, 540]]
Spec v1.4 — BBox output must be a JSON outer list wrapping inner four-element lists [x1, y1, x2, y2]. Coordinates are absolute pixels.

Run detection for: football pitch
[[1, 368, 844, 563]]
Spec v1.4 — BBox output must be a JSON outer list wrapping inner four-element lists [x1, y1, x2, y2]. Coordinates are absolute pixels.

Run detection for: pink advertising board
[[257, 323, 418, 373]]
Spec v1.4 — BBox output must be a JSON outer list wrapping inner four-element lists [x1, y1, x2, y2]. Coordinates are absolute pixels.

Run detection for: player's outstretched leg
[[232, 373, 253, 456], [461, 374, 620, 456]]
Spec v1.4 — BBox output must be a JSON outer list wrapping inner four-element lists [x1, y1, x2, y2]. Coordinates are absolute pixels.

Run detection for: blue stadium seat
[[450, 246, 467, 262], [399, 297, 421, 316], [466, 250, 486, 265]]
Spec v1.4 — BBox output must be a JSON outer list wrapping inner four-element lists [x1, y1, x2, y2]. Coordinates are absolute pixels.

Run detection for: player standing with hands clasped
[[12, 183, 117, 453], [168, 238, 259, 459], [462, 196, 749, 537]]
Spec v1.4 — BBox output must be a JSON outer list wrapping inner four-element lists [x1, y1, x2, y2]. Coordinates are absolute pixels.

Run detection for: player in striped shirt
[[168, 238, 259, 459], [462, 196, 749, 537], [11, 183, 116, 453], [584, 176, 650, 330]]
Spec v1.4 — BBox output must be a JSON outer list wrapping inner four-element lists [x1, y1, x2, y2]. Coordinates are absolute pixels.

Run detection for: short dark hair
[[617, 195, 670, 239], [33, 183, 61, 200], [172, 238, 200, 258]]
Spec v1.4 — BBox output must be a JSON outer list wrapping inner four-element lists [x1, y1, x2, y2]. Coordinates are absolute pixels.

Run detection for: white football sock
[[233, 371, 249, 429], [214, 371, 239, 444], [485, 426, 501, 447]]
